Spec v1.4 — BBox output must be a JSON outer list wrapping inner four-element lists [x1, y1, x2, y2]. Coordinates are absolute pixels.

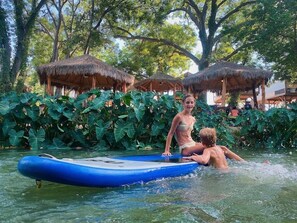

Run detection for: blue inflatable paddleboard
[[18, 154, 199, 187]]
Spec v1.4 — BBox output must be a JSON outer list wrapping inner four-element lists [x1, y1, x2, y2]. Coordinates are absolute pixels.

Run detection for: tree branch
[[36, 21, 54, 40], [186, 0, 203, 20], [220, 43, 252, 61], [218, 0, 228, 8], [114, 29, 200, 65], [217, 1, 256, 27]]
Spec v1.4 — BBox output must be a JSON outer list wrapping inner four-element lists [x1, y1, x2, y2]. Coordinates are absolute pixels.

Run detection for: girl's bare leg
[[181, 142, 205, 156]]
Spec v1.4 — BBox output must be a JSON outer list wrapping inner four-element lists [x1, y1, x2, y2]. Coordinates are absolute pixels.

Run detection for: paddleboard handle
[[36, 179, 42, 188], [38, 153, 57, 159], [34, 154, 56, 188]]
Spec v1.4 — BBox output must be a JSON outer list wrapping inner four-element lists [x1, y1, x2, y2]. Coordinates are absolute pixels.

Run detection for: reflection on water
[[1, 149, 297, 222]]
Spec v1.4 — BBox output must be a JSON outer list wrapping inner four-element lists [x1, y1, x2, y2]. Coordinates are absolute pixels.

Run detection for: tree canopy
[[0, 0, 296, 94], [250, 0, 297, 82]]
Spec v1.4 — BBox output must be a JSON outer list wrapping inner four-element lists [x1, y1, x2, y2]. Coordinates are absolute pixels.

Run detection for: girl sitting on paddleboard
[[163, 94, 204, 156], [163, 94, 244, 163]]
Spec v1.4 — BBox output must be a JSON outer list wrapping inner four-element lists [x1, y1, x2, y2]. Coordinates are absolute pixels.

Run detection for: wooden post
[[185, 86, 189, 94], [91, 75, 96, 89], [47, 75, 52, 95], [221, 78, 227, 107], [122, 83, 127, 93], [188, 86, 193, 94], [172, 85, 176, 98], [261, 79, 266, 111], [252, 82, 258, 109], [149, 82, 152, 91], [113, 83, 117, 93]]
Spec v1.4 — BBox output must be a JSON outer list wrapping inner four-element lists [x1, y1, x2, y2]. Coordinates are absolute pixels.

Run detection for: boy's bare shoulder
[[205, 146, 219, 153], [219, 145, 228, 150], [219, 146, 229, 152]]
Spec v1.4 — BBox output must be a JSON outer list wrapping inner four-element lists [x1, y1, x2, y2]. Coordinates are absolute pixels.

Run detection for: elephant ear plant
[[0, 91, 45, 149], [0, 90, 180, 150], [240, 103, 297, 150], [192, 101, 236, 149], [0, 90, 296, 151]]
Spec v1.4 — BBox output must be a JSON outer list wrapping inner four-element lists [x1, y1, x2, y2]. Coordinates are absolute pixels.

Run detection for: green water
[[1, 149, 297, 223]]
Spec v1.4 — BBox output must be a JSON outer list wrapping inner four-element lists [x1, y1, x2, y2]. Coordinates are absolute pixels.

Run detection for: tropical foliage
[[234, 106, 297, 150], [0, 91, 296, 151], [0, 90, 180, 150]]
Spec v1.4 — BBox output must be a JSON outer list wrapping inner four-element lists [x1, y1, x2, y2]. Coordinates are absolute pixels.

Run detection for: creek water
[[1, 148, 296, 223]]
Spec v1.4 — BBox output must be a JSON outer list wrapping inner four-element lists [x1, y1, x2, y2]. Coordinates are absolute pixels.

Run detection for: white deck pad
[[60, 157, 194, 170]]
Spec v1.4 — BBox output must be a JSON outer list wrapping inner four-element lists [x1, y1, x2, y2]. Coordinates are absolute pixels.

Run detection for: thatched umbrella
[[183, 62, 273, 109], [37, 55, 134, 95], [134, 72, 183, 94]]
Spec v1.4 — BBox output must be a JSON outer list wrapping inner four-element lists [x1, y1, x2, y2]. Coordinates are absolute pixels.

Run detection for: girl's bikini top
[[177, 121, 194, 131]]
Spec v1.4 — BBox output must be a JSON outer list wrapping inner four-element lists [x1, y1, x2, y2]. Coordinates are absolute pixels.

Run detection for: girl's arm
[[163, 115, 181, 155]]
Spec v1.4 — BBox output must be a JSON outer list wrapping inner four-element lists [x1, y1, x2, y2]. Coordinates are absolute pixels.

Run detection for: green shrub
[[0, 90, 296, 151]]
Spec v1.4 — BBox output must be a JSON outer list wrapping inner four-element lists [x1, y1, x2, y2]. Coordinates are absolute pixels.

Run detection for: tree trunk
[[196, 57, 210, 102], [11, 0, 47, 89], [0, 4, 12, 92], [51, 0, 67, 62]]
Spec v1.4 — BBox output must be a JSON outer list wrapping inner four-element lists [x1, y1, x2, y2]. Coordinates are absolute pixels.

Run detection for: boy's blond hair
[[199, 128, 217, 147]]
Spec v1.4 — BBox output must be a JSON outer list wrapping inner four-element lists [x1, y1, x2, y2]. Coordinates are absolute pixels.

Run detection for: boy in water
[[184, 128, 245, 169]]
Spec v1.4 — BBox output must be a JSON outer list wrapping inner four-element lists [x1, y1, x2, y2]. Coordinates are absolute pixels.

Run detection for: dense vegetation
[[0, 91, 296, 151], [1, 1, 297, 94]]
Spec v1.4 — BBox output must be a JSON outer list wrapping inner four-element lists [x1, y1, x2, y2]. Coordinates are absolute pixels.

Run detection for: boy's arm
[[220, 146, 245, 162], [185, 149, 211, 165]]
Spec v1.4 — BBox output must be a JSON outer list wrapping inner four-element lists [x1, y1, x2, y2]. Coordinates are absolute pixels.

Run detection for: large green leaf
[[2, 120, 16, 136], [28, 128, 45, 150], [122, 140, 136, 150], [83, 91, 112, 113], [151, 122, 165, 136], [114, 119, 135, 142], [126, 123, 135, 138], [114, 120, 126, 142], [118, 115, 128, 119], [0, 100, 18, 115], [12, 105, 26, 119], [95, 120, 111, 140], [48, 104, 62, 120], [82, 98, 103, 113], [47, 138, 70, 150], [63, 109, 75, 120], [20, 93, 34, 104], [130, 91, 142, 107], [69, 130, 87, 146], [8, 129, 24, 146], [120, 93, 132, 106], [134, 104, 145, 121], [26, 106, 40, 121], [73, 93, 89, 109], [82, 106, 92, 114], [91, 140, 109, 150]]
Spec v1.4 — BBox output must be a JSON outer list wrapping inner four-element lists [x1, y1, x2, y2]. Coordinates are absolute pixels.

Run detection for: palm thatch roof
[[134, 72, 183, 92], [37, 55, 134, 91], [183, 62, 273, 92]]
